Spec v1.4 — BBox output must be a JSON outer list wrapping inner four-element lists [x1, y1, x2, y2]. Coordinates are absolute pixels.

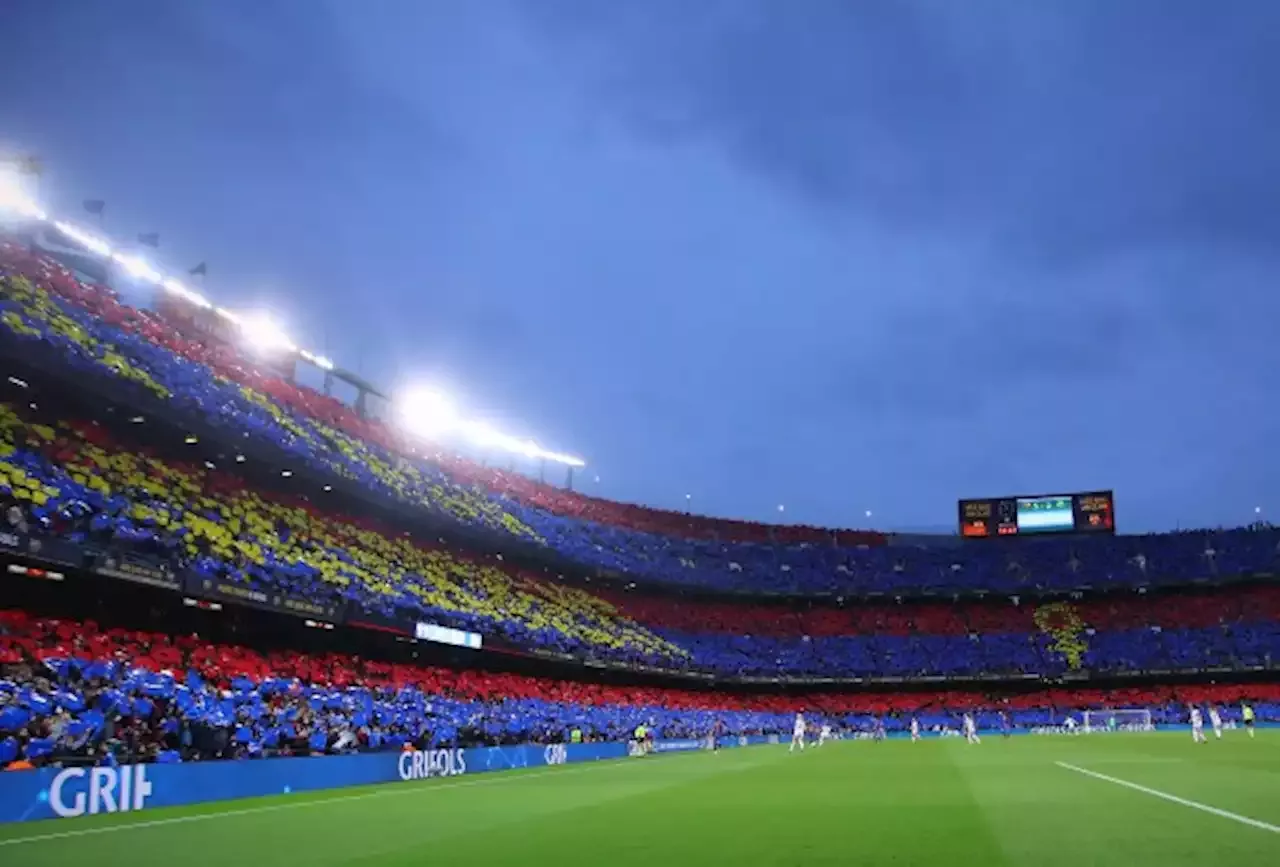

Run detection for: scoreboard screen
[[958, 490, 1115, 538]]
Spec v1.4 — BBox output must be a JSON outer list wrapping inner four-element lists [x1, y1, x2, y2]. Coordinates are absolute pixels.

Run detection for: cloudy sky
[[3, 0, 1279, 532]]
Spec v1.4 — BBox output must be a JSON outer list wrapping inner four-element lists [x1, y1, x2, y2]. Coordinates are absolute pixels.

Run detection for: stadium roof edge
[[0, 165, 583, 467]]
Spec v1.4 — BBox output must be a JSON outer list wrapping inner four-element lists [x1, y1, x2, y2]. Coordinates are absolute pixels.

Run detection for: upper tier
[[0, 395, 1274, 681], [0, 235, 880, 545], [1, 238, 1276, 597]]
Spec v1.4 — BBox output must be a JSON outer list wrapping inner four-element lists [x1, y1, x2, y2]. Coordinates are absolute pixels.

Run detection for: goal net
[[1082, 709, 1154, 733]]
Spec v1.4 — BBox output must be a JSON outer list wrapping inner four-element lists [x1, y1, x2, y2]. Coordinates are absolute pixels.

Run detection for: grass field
[[1, 733, 1277, 865]]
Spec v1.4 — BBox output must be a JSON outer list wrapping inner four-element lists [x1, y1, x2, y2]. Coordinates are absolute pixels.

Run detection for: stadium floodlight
[[405, 406, 586, 467], [236, 311, 298, 354], [1, 155, 589, 469], [535, 447, 585, 468], [457, 420, 584, 467], [0, 167, 20, 203], [397, 387, 460, 439], [52, 221, 112, 258], [112, 252, 163, 284], [460, 421, 506, 450], [0, 168, 44, 220], [299, 350, 335, 372], [162, 277, 212, 310]]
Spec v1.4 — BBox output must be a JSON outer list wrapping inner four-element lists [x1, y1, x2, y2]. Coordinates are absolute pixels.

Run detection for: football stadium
[[3, 5, 1280, 865], [0, 176, 1278, 864]]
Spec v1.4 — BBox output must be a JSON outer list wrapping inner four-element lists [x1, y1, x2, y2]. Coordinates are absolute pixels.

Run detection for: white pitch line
[[0, 759, 623, 848], [1055, 761, 1280, 834]]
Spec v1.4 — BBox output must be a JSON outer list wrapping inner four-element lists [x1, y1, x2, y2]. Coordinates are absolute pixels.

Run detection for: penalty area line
[[1055, 761, 1280, 834]]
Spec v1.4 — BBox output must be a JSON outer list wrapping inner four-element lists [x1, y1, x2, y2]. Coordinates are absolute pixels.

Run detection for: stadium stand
[[0, 228, 1278, 777], [604, 587, 1280, 678], [0, 391, 1274, 682], [2, 609, 1277, 769], [0, 398, 684, 670], [0, 238, 875, 556], [9, 237, 1277, 598]]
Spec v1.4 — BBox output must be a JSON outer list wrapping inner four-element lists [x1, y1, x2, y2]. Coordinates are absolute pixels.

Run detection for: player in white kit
[[1190, 706, 1207, 743], [910, 717, 921, 742], [1208, 706, 1223, 740], [1064, 715, 1079, 734], [963, 713, 981, 744], [818, 723, 832, 747], [790, 713, 807, 752]]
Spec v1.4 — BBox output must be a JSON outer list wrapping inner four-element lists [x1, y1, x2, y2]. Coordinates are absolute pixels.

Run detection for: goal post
[[1082, 709, 1154, 733]]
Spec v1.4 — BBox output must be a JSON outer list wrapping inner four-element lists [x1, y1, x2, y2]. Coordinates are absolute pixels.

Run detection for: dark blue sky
[[3, 0, 1279, 533]]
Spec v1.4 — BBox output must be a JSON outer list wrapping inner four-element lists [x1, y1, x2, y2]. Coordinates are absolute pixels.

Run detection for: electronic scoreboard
[[958, 490, 1115, 538]]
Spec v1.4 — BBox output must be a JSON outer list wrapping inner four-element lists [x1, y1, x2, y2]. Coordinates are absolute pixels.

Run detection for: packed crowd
[[0, 216, 1275, 779], [3, 609, 1276, 770], [1, 238, 874, 560], [0, 399, 683, 669], [0, 395, 1277, 681], [605, 587, 1280, 678], [4, 238, 1279, 597]]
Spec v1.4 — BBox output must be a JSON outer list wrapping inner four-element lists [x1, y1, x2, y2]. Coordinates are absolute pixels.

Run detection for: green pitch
[[2, 733, 1277, 866]]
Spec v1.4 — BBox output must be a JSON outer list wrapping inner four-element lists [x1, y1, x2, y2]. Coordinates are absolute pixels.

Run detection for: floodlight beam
[[4, 170, 589, 470]]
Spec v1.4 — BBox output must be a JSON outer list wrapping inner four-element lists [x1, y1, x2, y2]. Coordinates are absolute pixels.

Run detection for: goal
[[1082, 709, 1154, 733]]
